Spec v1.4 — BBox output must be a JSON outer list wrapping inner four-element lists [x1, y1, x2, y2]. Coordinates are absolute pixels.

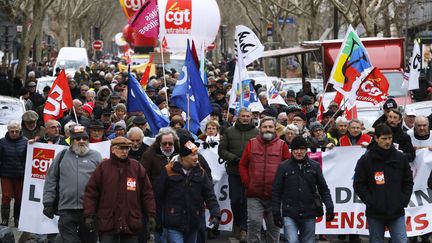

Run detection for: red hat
[[82, 102, 94, 116]]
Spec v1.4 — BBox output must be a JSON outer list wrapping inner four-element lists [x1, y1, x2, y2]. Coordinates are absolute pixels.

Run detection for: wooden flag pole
[[160, 39, 169, 106]]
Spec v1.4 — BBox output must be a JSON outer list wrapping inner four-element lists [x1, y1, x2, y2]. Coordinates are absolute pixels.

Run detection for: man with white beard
[[127, 127, 149, 161], [43, 126, 102, 243]]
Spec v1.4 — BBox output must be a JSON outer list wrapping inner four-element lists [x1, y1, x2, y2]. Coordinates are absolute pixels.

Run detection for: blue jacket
[[0, 132, 28, 178]]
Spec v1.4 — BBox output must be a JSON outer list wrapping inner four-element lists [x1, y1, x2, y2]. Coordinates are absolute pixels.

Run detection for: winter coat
[[239, 135, 290, 199], [0, 132, 28, 178], [353, 144, 413, 220], [389, 124, 416, 162], [21, 122, 45, 140], [155, 158, 220, 232], [218, 122, 259, 175], [83, 155, 156, 234], [272, 157, 334, 219], [339, 133, 372, 146], [43, 149, 102, 210], [37, 135, 68, 146], [128, 143, 149, 162]]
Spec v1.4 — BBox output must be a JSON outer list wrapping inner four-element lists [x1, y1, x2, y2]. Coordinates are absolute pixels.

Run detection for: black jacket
[[155, 159, 220, 232], [271, 157, 334, 219], [353, 144, 413, 220], [372, 114, 387, 128], [389, 124, 416, 162], [0, 132, 28, 178]]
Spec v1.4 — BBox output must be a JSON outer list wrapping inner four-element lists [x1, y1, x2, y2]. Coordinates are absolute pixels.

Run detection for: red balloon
[[122, 24, 134, 44], [132, 32, 157, 47]]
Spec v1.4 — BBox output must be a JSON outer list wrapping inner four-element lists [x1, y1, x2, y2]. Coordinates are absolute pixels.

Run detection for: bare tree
[[328, 0, 395, 36], [15, 0, 55, 80]]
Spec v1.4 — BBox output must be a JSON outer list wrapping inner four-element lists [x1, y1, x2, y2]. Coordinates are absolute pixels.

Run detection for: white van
[[53, 47, 89, 76]]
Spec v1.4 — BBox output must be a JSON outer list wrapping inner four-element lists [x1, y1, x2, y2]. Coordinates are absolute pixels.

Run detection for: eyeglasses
[[74, 137, 88, 141], [50, 125, 60, 129], [161, 142, 174, 146]]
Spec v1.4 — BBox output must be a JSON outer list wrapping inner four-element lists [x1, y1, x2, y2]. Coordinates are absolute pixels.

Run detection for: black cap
[[290, 136, 308, 150], [88, 120, 105, 129], [286, 104, 302, 114], [177, 129, 198, 157], [261, 108, 278, 118], [301, 95, 313, 105], [133, 116, 147, 125], [211, 89, 225, 96], [294, 112, 307, 121], [286, 90, 296, 98], [383, 98, 397, 109], [110, 92, 121, 99]]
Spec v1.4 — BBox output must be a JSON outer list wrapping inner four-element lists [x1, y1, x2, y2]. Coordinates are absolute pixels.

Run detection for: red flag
[[356, 68, 389, 105], [333, 91, 344, 105], [140, 53, 154, 90], [43, 70, 73, 122], [316, 96, 325, 122], [128, 0, 159, 38], [161, 36, 168, 52], [344, 105, 358, 120], [191, 40, 200, 70]]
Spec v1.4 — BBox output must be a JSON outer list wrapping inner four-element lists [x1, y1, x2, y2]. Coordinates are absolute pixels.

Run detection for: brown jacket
[[83, 154, 156, 234]]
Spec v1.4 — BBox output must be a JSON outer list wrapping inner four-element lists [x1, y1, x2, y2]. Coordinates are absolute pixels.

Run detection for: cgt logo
[[31, 148, 55, 180], [165, 0, 191, 33]]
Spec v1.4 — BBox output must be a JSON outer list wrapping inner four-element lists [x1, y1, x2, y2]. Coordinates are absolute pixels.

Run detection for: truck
[[317, 37, 409, 105]]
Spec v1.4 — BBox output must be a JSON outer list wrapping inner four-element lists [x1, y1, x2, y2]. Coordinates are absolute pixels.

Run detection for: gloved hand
[[273, 214, 283, 228], [325, 211, 335, 222], [84, 217, 96, 232], [148, 217, 157, 232], [43, 206, 54, 219], [208, 216, 220, 230]]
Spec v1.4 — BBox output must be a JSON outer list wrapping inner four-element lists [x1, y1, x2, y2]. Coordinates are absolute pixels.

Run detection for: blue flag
[[171, 40, 212, 134], [127, 73, 169, 135]]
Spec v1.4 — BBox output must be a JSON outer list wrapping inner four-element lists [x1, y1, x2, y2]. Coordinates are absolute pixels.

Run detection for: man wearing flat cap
[[21, 110, 45, 140], [83, 136, 156, 243], [43, 125, 102, 243]]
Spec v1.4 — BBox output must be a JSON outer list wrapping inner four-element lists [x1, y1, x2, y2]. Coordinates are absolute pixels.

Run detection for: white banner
[[20, 143, 432, 236], [19, 141, 111, 234], [315, 146, 432, 237], [200, 145, 233, 231]]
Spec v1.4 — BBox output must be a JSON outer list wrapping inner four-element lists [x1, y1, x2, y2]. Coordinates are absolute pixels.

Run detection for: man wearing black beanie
[[154, 133, 221, 242], [272, 136, 334, 243]]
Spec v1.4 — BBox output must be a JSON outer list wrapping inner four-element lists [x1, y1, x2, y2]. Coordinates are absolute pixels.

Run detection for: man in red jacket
[[239, 116, 290, 243], [83, 136, 156, 243]]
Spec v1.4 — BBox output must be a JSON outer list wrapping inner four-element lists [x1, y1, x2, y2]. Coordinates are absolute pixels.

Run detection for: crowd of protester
[[0, 57, 431, 243]]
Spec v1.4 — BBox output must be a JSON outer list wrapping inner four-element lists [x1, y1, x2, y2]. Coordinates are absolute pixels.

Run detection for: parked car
[[0, 95, 26, 137]]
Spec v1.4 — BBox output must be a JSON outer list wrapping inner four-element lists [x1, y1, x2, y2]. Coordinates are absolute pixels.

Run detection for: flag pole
[[160, 38, 169, 106], [72, 106, 80, 125], [323, 98, 349, 130], [317, 82, 330, 115]]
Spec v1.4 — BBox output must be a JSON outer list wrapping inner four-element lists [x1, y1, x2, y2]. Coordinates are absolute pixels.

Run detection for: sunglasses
[[161, 142, 174, 146], [74, 137, 88, 141]]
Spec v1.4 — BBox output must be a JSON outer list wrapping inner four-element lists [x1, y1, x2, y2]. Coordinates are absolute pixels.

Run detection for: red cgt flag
[[43, 70, 73, 122], [356, 67, 389, 105]]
